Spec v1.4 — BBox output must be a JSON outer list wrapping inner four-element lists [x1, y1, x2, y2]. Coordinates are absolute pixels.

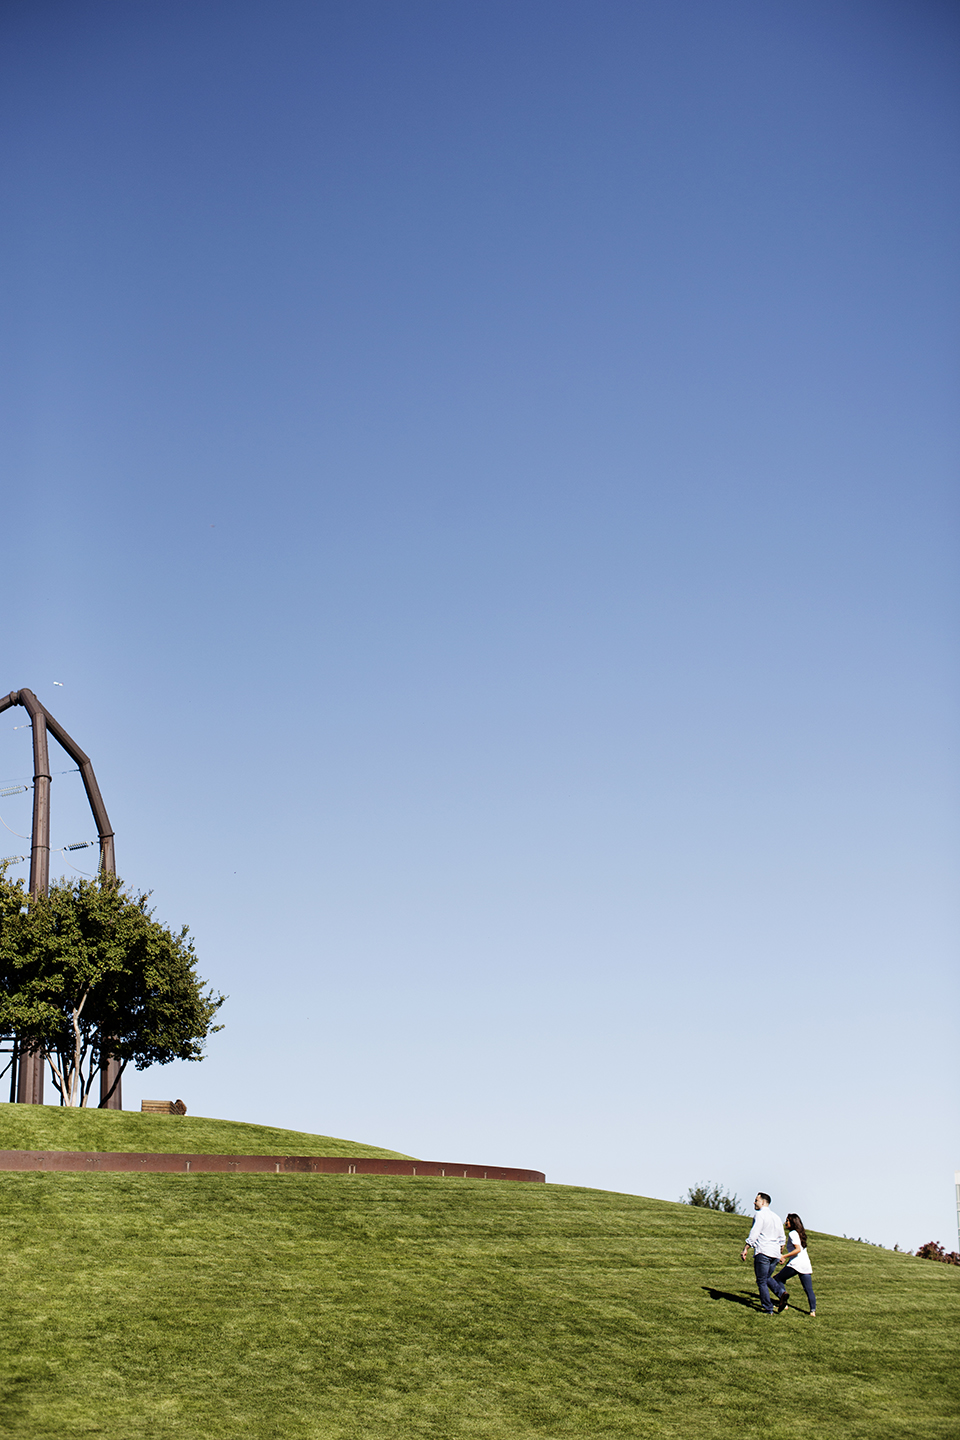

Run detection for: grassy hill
[[0, 1102, 413, 1158], [0, 1116, 956, 1438]]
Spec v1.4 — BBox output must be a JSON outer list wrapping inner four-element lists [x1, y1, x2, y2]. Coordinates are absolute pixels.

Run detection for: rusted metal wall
[[0, 1150, 545, 1182]]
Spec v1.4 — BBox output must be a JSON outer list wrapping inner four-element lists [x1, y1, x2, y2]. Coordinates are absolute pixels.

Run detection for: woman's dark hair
[[786, 1214, 808, 1249]]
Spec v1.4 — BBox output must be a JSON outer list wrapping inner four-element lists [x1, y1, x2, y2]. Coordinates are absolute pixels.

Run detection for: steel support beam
[[4, 689, 121, 1108], [99, 1056, 123, 1108], [37, 700, 116, 877], [15, 693, 51, 1105], [22, 693, 51, 899]]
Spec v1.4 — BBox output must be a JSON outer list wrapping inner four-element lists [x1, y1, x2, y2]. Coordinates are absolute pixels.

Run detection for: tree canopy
[[0, 867, 225, 1107]]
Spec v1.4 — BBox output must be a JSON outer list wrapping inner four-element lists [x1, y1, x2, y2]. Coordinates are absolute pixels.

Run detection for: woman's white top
[[786, 1229, 813, 1274]]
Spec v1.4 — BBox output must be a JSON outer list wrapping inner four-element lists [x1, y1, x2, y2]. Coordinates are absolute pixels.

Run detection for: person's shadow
[[702, 1286, 765, 1311]]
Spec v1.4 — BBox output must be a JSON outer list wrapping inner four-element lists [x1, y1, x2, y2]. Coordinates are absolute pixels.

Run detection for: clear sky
[[1, 0, 957, 1250]]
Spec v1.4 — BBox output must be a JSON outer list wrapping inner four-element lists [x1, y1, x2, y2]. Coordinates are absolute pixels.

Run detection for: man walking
[[740, 1192, 785, 1314]]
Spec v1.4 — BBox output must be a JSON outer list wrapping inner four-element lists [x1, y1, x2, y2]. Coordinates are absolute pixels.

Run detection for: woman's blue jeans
[[774, 1266, 816, 1311]]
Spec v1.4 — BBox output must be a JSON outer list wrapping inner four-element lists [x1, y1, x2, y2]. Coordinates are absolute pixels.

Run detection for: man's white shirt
[[745, 1208, 785, 1258]]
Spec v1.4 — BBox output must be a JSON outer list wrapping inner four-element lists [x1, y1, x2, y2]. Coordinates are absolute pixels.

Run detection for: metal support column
[[99, 1056, 123, 1108], [1, 688, 121, 1107], [16, 694, 51, 1105]]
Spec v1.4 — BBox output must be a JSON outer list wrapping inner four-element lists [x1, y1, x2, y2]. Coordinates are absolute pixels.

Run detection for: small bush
[[915, 1241, 960, 1265], [684, 1183, 742, 1214]]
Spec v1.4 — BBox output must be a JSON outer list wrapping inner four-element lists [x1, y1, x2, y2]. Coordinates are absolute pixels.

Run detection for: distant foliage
[[915, 1241, 960, 1265], [684, 1183, 742, 1214]]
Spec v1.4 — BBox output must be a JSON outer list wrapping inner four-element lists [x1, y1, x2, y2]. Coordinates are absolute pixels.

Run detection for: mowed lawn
[[0, 1102, 413, 1158], [0, 1164, 957, 1439]]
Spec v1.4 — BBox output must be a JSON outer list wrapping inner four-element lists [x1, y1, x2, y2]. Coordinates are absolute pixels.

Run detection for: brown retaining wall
[[0, 1151, 545, 1183]]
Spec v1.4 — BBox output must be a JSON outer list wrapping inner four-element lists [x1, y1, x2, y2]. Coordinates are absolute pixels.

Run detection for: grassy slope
[[0, 1103, 413, 1158], [0, 1171, 956, 1440]]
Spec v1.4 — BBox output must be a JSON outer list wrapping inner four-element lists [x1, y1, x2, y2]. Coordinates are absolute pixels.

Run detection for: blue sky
[[1, 0, 957, 1249]]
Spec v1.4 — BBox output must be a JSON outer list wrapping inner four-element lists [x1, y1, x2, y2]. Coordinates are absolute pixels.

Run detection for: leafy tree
[[0, 867, 225, 1107], [683, 1183, 742, 1214]]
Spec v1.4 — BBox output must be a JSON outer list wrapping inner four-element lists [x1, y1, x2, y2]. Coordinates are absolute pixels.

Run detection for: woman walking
[[772, 1213, 816, 1316]]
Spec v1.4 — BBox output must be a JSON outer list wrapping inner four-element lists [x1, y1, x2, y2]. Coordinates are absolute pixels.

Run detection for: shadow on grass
[[0, 1372, 37, 1436], [702, 1286, 763, 1311]]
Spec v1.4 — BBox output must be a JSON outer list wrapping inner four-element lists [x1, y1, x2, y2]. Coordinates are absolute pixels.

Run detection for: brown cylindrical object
[[99, 1056, 123, 1108], [15, 1052, 44, 1105], [13, 693, 51, 1106], [22, 694, 51, 901]]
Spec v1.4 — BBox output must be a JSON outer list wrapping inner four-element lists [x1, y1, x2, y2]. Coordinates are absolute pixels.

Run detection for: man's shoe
[[777, 1294, 789, 1313]]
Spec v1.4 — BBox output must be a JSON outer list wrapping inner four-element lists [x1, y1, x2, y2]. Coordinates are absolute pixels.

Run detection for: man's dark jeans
[[754, 1253, 781, 1313]]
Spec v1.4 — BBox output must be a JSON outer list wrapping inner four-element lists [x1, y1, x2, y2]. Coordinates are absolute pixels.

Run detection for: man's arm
[[740, 1215, 760, 1261]]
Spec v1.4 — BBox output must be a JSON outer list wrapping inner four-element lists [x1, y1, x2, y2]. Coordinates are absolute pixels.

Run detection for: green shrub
[[683, 1182, 742, 1213]]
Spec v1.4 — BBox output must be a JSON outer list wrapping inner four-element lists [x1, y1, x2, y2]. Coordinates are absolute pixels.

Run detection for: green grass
[[0, 1162, 956, 1438], [0, 1102, 413, 1158]]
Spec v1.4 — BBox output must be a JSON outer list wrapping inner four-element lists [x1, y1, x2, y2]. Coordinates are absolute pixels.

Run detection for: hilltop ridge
[[0, 1103, 413, 1158]]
